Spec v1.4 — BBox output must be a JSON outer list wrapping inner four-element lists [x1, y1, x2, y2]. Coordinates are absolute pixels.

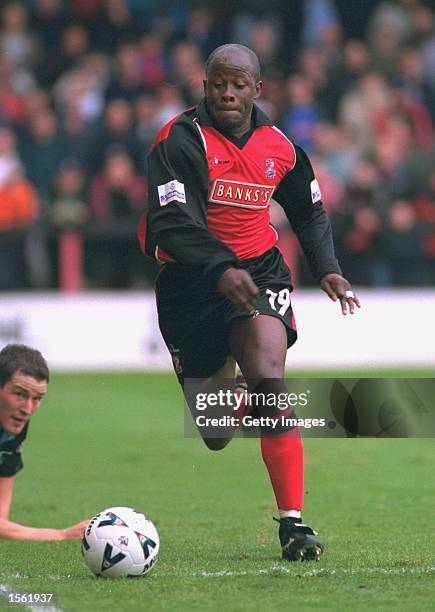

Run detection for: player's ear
[[253, 80, 263, 100]]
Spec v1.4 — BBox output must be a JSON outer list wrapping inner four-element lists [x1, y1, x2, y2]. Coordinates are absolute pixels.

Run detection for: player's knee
[[250, 356, 284, 380], [202, 437, 232, 451]]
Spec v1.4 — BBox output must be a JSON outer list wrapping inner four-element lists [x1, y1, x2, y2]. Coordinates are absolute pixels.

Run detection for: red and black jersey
[[139, 99, 341, 286]]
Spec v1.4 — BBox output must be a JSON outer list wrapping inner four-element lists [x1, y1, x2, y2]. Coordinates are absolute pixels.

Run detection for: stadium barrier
[[0, 290, 433, 370]]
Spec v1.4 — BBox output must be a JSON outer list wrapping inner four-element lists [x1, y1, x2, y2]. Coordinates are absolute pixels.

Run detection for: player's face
[[0, 372, 47, 435], [204, 62, 262, 138]]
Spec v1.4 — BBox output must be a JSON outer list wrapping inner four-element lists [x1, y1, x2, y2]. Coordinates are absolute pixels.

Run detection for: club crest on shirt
[[264, 158, 276, 178]]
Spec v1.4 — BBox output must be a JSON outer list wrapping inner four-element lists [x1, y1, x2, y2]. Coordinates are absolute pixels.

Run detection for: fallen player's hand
[[218, 267, 259, 314], [60, 520, 90, 540], [320, 273, 361, 315]]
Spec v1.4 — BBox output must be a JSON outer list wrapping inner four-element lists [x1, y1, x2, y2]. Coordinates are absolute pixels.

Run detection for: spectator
[[298, 47, 338, 121], [415, 3, 435, 99], [339, 70, 391, 154], [169, 41, 206, 105], [89, 146, 145, 221], [49, 158, 89, 230], [373, 85, 434, 152], [20, 88, 51, 124], [259, 74, 287, 120], [322, 39, 373, 119], [373, 131, 414, 197], [302, 0, 342, 52], [313, 122, 359, 185], [0, 126, 38, 289], [38, 22, 90, 87], [414, 168, 435, 223], [139, 33, 167, 90], [87, 97, 144, 175], [341, 39, 372, 88], [70, 0, 103, 23], [87, 146, 148, 288], [367, 0, 412, 78], [332, 160, 385, 286], [0, 1, 42, 72], [134, 93, 161, 155], [105, 41, 145, 102], [46, 158, 89, 289], [155, 82, 186, 128], [415, 168, 435, 283], [0, 2, 38, 99], [30, 0, 68, 52], [186, 6, 226, 59], [397, 46, 431, 109], [248, 18, 283, 78], [90, 0, 136, 54], [53, 53, 109, 128], [0, 55, 26, 124], [280, 73, 321, 153], [18, 107, 68, 203], [310, 155, 344, 215], [382, 198, 430, 285]]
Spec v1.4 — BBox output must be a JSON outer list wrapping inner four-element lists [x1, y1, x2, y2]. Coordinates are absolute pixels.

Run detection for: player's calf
[[199, 372, 249, 451]]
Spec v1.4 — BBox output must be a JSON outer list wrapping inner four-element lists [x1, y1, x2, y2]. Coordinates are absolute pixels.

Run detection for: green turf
[[0, 372, 434, 611]]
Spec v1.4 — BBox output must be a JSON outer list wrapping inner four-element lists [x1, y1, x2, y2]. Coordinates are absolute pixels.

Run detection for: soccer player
[[139, 44, 360, 561], [0, 344, 88, 540]]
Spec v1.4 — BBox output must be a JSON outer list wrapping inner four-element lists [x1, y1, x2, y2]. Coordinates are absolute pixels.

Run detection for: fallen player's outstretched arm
[[0, 517, 88, 541]]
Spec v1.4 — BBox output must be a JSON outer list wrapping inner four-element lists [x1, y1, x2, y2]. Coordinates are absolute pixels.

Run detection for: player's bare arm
[[0, 476, 14, 519], [0, 517, 88, 541], [320, 273, 361, 315], [0, 471, 87, 539], [217, 268, 259, 314]]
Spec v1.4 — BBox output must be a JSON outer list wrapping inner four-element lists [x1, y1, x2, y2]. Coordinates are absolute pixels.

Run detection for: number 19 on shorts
[[266, 288, 291, 316]]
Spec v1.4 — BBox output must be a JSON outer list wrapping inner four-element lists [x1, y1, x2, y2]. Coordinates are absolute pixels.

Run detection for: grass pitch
[[0, 372, 433, 611]]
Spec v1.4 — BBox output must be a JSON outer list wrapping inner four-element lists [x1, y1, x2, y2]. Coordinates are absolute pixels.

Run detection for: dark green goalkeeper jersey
[[0, 423, 28, 477]]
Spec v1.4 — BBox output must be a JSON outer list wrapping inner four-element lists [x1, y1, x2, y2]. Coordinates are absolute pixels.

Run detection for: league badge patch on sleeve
[[157, 180, 186, 206], [310, 179, 322, 204]]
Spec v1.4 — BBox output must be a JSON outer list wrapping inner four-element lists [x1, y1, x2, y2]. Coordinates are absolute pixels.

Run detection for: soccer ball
[[82, 506, 159, 578]]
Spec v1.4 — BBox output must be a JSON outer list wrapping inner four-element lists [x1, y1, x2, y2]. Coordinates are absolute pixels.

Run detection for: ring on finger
[[345, 290, 355, 299]]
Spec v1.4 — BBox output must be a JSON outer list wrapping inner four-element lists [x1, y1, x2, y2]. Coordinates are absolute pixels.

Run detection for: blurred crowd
[[1, 0, 434, 290]]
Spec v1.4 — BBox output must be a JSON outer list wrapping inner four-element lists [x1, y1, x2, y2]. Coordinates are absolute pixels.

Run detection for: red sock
[[260, 427, 304, 512]]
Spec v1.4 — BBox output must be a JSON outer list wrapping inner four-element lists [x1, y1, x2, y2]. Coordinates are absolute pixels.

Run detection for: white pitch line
[[198, 565, 435, 578], [0, 583, 63, 612], [0, 573, 71, 581]]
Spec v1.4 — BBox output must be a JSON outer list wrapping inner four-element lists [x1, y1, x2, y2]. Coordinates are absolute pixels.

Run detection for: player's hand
[[60, 520, 90, 540], [217, 267, 259, 314], [320, 273, 361, 315]]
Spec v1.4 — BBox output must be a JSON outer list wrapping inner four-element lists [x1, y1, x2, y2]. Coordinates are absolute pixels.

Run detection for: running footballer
[[139, 44, 360, 561]]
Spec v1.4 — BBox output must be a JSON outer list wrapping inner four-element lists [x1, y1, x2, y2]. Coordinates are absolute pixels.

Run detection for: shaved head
[[205, 44, 261, 82], [204, 44, 263, 138]]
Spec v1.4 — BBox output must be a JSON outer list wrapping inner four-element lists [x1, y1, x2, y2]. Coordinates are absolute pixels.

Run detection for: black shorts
[[156, 247, 297, 384]]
